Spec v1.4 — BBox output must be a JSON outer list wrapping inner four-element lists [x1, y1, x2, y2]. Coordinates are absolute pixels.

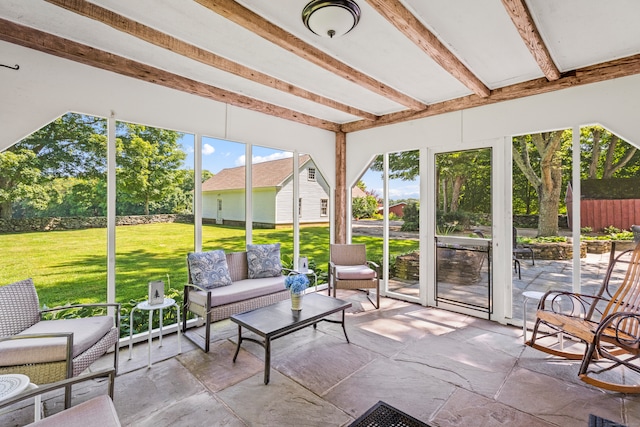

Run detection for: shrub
[[352, 195, 379, 219], [580, 226, 592, 233], [401, 202, 419, 231], [604, 225, 621, 234]]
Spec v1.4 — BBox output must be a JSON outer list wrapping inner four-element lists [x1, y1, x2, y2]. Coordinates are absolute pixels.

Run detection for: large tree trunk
[[450, 175, 466, 212], [512, 132, 564, 237], [588, 128, 602, 179], [0, 200, 11, 219]]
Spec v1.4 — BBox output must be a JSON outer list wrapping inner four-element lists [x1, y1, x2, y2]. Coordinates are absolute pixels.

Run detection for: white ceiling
[[1, 0, 640, 131]]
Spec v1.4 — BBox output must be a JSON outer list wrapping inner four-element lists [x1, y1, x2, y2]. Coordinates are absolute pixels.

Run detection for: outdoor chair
[[0, 279, 120, 407], [527, 241, 640, 393], [328, 244, 380, 309], [0, 368, 118, 426], [513, 227, 534, 277]]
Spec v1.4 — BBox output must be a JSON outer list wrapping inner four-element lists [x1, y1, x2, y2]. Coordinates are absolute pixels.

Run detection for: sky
[[179, 134, 419, 200]]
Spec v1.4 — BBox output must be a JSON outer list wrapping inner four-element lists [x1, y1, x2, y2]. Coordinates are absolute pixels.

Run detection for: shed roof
[[202, 154, 311, 191]]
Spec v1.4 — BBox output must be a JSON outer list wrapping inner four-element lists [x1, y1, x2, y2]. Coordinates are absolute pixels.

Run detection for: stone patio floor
[[3, 284, 640, 427]]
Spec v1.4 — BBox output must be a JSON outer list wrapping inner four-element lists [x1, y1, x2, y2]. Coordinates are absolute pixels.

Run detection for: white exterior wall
[[202, 190, 246, 222], [252, 188, 277, 224], [298, 164, 331, 223], [274, 162, 331, 224]]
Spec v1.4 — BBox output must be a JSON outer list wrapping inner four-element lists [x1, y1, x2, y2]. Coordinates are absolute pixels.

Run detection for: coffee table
[[231, 293, 352, 384]]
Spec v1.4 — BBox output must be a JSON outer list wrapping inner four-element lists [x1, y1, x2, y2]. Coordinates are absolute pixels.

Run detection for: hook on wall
[[1, 63, 20, 70]]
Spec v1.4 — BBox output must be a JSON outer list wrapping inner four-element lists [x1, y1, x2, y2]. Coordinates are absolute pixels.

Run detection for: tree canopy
[[0, 113, 210, 219]]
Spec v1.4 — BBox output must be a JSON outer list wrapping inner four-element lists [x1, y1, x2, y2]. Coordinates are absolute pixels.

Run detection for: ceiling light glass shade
[[302, 0, 361, 38]]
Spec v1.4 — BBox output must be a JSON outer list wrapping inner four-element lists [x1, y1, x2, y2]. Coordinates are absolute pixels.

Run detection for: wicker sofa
[[182, 249, 290, 352]]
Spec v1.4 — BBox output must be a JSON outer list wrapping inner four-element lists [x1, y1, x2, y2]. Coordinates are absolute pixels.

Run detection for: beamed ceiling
[[1, 0, 640, 134]]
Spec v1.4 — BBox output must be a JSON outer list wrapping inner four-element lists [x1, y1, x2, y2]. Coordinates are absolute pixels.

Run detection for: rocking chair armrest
[[538, 290, 606, 319], [594, 311, 640, 347]]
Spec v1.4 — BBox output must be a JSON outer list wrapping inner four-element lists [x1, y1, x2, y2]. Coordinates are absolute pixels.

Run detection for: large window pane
[[386, 150, 421, 298], [115, 122, 193, 303], [201, 137, 246, 252], [435, 148, 492, 315], [512, 130, 573, 324], [0, 113, 107, 305]]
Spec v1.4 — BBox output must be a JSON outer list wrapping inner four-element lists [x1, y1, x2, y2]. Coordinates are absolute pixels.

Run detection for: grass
[[0, 223, 419, 307]]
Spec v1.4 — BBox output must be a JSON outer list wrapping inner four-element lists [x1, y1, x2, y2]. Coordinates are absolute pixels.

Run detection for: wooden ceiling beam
[[195, 0, 427, 111], [45, 0, 377, 122], [342, 53, 640, 133], [367, 0, 491, 97], [0, 18, 341, 132], [501, 0, 561, 81], [365, 0, 490, 98]]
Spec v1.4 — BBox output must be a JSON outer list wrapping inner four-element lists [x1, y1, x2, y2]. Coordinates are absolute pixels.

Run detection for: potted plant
[[285, 273, 309, 311]]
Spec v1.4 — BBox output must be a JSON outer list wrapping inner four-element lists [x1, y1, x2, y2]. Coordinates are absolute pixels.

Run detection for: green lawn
[[0, 223, 418, 307]]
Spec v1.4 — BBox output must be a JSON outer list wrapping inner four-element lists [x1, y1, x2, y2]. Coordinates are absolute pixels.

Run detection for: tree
[[116, 123, 186, 215], [352, 195, 378, 219], [512, 131, 569, 236], [581, 126, 638, 179], [0, 113, 106, 219], [0, 149, 49, 218]]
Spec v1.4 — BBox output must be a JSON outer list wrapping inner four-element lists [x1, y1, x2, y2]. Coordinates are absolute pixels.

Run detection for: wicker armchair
[[0, 368, 118, 426], [0, 279, 120, 407], [328, 244, 380, 309]]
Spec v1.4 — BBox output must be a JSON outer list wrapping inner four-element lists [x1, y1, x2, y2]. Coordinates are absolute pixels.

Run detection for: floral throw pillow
[[246, 243, 282, 279], [187, 250, 233, 290]]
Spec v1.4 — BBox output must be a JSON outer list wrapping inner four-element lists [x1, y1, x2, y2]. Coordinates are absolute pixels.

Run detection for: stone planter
[[611, 240, 636, 252], [395, 248, 486, 285], [583, 240, 611, 254], [395, 252, 420, 281], [528, 242, 587, 260]]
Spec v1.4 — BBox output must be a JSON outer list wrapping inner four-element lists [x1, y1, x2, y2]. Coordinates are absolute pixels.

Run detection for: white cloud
[[202, 144, 215, 155], [235, 151, 292, 166]]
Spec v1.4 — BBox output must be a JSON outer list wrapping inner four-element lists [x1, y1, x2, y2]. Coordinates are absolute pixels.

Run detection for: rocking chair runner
[[527, 241, 640, 393]]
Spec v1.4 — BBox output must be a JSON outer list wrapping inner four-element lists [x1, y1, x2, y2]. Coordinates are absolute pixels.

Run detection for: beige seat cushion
[[189, 276, 285, 307], [26, 395, 120, 427], [0, 317, 114, 366], [334, 265, 376, 280]]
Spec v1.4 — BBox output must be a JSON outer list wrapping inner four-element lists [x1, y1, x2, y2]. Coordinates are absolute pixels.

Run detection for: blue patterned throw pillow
[[246, 243, 282, 279], [187, 250, 233, 289]]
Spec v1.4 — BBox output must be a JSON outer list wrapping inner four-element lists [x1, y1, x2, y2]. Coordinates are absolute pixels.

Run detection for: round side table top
[[137, 297, 176, 311], [0, 374, 30, 401], [523, 291, 560, 301]]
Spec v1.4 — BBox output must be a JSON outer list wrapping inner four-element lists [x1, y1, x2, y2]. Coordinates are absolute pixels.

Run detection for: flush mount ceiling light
[[302, 0, 361, 38]]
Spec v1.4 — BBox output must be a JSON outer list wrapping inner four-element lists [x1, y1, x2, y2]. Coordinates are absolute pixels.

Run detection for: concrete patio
[[2, 281, 639, 427]]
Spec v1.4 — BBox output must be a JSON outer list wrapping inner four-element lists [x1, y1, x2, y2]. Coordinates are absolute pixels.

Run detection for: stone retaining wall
[[513, 215, 568, 229], [0, 214, 194, 233], [527, 241, 587, 260]]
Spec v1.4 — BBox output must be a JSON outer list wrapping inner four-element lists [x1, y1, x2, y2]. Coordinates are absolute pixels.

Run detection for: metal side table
[[129, 298, 181, 368]]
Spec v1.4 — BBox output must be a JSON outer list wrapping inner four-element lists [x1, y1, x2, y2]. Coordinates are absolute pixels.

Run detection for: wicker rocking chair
[[527, 241, 640, 393], [0, 279, 120, 407]]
